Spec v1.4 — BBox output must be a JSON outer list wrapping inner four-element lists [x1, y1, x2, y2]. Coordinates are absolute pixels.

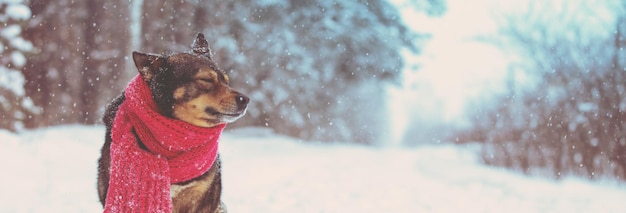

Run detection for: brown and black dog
[[97, 33, 249, 213]]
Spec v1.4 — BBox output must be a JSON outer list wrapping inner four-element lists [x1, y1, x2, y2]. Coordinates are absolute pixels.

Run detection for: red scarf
[[104, 75, 225, 213]]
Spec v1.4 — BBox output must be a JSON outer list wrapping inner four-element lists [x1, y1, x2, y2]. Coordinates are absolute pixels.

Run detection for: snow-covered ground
[[1, 126, 625, 213]]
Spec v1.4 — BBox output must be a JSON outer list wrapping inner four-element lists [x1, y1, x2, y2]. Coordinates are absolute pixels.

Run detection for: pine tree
[[0, 0, 38, 131]]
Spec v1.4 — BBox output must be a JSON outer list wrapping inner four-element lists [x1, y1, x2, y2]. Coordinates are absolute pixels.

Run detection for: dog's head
[[132, 33, 249, 127]]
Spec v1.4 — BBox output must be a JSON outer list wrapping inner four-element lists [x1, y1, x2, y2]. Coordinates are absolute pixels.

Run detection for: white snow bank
[[0, 126, 625, 213]]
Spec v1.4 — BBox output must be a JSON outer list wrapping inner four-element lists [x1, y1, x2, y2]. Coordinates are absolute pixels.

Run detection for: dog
[[97, 33, 249, 213]]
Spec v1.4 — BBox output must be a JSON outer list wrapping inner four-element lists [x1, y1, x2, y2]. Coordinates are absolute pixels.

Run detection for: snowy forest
[[2, 0, 626, 181], [0, 0, 446, 144], [2, 0, 626, 180]]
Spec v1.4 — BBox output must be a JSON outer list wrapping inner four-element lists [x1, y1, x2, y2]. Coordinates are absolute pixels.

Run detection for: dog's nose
[[236, 95, 249, 109]]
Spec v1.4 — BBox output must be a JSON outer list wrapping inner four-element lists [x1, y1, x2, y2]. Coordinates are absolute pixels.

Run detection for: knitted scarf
[[104, 75, 226, 213]]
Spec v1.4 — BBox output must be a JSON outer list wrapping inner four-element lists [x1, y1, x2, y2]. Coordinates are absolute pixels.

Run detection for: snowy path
[[1, 126, 625, 213]]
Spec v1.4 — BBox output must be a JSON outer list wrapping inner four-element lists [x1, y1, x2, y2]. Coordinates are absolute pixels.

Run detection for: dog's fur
[[97, 34, 249, 213]]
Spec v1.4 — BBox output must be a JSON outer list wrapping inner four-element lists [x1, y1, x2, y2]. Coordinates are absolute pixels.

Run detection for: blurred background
[[2, 0, 626, 183]]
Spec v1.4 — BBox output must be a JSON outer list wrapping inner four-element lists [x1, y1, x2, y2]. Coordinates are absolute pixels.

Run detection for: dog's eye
[[197, 79, 215, 88], [198, 79, 214, 84]]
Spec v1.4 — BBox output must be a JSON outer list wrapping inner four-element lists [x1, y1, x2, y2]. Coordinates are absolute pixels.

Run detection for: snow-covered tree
[[0, 0, 38, 131], [462, 0, 626, 180], [201, 0, 416, 143]]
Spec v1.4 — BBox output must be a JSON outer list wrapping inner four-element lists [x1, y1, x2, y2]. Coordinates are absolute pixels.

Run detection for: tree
[[464, 0, 626, 180], [22, 0, 129, 127], [0, 0, 37, 131]]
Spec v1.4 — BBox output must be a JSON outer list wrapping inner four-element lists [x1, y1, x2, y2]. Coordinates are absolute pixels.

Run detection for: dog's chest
[[170, 182, 197, 198]]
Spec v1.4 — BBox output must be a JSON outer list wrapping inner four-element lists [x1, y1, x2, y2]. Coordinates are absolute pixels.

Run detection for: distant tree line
[[2, 0, 445, 144], [457, 0, 626, 180]]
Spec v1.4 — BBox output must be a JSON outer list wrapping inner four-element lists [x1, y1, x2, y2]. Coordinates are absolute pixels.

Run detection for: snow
[[11, 51, 26, 67], [5, 3, 31, 20], [1, 125, 626, 213], [1, 25, 21, 38], [0, 66, 26, 96]]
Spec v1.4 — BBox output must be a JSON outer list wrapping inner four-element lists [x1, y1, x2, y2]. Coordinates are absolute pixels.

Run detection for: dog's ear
[[192, 33, 213, 59], [133, 51, 165, 81]]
